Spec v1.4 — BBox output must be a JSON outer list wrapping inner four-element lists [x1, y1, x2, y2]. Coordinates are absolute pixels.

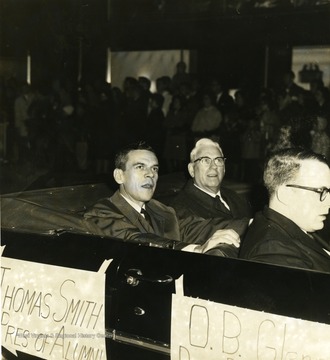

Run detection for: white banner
[[1, 256, 111, 360], [171, 294, 330, 359]]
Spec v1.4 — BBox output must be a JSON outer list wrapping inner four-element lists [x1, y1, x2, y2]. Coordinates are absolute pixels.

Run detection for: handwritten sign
[[171, 294, 330, 359], [1, 256, 110, 360]]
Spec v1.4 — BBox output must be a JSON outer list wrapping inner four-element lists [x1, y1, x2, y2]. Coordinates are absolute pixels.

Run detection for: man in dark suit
[[210, 78, 234, 118], [170, 138, 252, 220], [169, 138, 252, 256], [281, 70, 305, 101], [84, 142, 247, 255], [239, 148, 330, 273]]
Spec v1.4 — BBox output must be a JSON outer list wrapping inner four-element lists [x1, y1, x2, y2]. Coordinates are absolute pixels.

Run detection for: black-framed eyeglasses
[[194, 156, 226, 167], [286, 184, 330, 202]]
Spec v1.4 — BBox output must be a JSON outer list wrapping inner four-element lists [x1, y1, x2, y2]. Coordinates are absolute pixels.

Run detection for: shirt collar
[[193, 183, 230, 210], [119, 193, 144, 213], [193, 183, 219, 198]]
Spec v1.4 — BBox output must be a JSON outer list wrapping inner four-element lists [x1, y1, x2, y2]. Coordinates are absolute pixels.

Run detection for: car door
[[2, 229, 330, 360]]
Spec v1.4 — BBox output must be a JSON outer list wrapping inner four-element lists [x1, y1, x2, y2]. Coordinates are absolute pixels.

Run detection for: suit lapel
[[187, 180, 231, 217], [214, 194, 231, 215], [221, 189, 236, 214], [111, 191, 153, 233], [308, 232, 330, 256], [188, 181, 224, 215], [111, 191, 168, 236], [146, 203, 165, 236], [265, 207, 330, 258]]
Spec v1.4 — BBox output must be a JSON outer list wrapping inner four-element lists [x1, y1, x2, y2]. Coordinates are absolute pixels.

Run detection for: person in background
[[209, 77, 234, 118], [280, 70, 305, 102], [240, 118, 262, 183], [269, 124, 292, 153], [220, 90, 252, 180], [14, 83, 34, 164], [138, 76, 152, 110], [314, 86, 330, 121], [256, 94, 280, 156], [84, 141, 246, 255], [184, 74, 203, 123], [311, 116, 330, 160], [156, 76, 173, 117], [145, 93, 166, 163], [163, 95, 189, 172], [191, 92, 222, 143], [122, 79, 148, 144], [171, 61, 191, 95], [239, 148, 330, 273]]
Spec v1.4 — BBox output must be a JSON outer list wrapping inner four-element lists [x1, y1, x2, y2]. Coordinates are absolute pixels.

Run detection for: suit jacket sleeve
[[83, 197, 178, 248], [242, 236, 316, 269], [178, 216, 249, 244]]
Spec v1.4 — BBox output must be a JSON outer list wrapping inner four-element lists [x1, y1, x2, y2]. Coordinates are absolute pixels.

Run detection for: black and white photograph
[[1, 1, 330, 359]]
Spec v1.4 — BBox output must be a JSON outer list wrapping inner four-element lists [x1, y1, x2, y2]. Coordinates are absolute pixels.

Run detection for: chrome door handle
[[125, 268, 173, 287]]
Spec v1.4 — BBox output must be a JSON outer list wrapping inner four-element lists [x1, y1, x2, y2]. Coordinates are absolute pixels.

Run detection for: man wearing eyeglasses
[[170, 138, 252, 256], [239, 148, 330, 273], [84, 141, 248, 254]]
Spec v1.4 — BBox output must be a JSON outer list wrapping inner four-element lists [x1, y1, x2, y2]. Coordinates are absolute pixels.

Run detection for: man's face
[[286, 160, 330, 232], [188, 144, 225, 194], [115, 150, 159, 207], [211, 81, 221, 94]]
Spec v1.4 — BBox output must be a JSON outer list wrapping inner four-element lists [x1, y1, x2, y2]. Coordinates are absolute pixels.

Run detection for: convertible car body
[[2, 181, 330, 360]]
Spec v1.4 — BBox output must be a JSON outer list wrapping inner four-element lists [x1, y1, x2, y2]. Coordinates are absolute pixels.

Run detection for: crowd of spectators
[[1, 65, 330, 184]]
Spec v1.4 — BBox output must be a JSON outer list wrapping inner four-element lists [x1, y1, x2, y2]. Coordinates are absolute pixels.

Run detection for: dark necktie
[[141, 208, 153, 228], [214, 195, 231, 214]]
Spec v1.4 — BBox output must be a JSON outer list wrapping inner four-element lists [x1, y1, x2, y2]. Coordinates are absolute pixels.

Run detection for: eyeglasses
[[286, 184, 330, 202], [194, 156, 226, 167]]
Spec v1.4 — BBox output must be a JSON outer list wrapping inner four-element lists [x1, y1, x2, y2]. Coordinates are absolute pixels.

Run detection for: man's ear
[[188, 163, 195, 178], [276, 185, 290, 204], [113, 168, 124, 185]]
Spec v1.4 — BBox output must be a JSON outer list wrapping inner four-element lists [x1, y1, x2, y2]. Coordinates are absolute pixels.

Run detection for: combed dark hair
[[263, 147, 329, 197], [114, 141, 156, 170]]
